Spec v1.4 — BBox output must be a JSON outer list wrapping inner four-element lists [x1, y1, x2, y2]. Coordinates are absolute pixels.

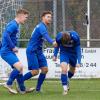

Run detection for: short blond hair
[[16, 9, 29, 15]]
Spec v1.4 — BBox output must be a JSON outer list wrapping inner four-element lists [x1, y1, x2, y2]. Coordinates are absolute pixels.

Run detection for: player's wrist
[[53, 41, 58, 47], [12, 47, 18, 53]]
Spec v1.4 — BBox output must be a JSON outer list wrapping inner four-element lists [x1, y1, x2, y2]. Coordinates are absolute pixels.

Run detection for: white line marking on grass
[[0, 82, 6, 86], [70, 89, 100, 92]]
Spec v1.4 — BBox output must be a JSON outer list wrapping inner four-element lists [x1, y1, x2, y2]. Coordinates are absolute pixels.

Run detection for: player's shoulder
[[56, 32, 62, 42], [56, 32, 62, 38], [68, 30, 79, 36], [68, 30, 80, 39], [6, 20, 18, 29], [38, 22, 47, 30]]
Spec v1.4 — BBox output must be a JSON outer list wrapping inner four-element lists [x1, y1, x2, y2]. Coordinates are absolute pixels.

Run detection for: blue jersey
[[27, 22, 54, 51], [0, 20, 19, 53], [54, 31, 81, 64], [0, 41, 1, 49]]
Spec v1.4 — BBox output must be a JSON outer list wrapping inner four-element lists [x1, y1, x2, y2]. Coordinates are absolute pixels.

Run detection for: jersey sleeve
[[39, 24, 54, 44], [56, 32, 62, 44], [39, 24, 48, 35], [53, 33, 62, 57], [70, 31, 80, 42], [75, 45, 81, 64], [6, 23, 17, 35], [70, 31, 81, 47], [0, 41, 2, 49], [43, 34, 54, 44], [70, 31, 81, 64], [53, 46, 59, 57], [3, 24, 16, 49]]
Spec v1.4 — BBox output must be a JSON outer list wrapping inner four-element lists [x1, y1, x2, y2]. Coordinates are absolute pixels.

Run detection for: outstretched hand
[[53, 41, 58, 47], [12, 47, 18, 53]]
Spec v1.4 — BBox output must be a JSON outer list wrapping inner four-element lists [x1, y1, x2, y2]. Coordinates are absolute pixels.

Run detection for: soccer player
[[0, 9, 31, 94], [53, 31, 81, 95], [23, 11, 57, 92]]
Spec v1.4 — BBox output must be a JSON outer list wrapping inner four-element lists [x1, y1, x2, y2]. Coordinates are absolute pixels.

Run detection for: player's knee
[[41, 67, 48, 74], [61, 62, 68, 74], [62, 68, 68, 74], [69, 66, 76, 74], [13, 62, 23, 73], [17, 67, 23, 73], [69, 70, 75, 75], [31, 70, 39, 76]]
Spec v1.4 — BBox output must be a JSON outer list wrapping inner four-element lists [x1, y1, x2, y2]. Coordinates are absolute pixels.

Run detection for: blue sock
[[36, 73, 46, 91], [61, 74, 68, 86], [7, 69, 20, 85], [16, 74, 26, 91], [23, 72, 33, 81], [68, 71, 74, 79]]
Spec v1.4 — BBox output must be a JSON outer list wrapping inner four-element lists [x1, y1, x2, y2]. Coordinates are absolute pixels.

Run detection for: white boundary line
[[70, 89, 100, 92]]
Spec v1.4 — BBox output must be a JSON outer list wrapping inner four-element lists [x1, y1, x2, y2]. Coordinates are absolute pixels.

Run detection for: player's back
[[27, 22, 47, 52], [1, 20, 19, 53]]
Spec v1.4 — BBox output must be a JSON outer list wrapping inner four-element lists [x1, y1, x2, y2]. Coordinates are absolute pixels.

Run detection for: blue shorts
[[60, 52, 77, 67], [26, 50, 47, 70], [1, 52, 19, 68]]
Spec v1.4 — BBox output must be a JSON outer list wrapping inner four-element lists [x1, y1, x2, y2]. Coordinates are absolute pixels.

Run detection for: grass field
[[0, 79, 100, 100]]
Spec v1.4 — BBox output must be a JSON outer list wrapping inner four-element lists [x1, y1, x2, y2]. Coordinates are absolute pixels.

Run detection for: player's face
[[19, 14, 28, 24], [43, 14, 52, 24]]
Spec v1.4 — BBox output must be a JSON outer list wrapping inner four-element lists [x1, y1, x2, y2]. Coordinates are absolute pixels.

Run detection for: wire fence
[[0, 0, 100, 47]]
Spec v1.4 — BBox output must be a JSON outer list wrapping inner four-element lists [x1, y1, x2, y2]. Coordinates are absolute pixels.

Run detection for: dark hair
[[61, 32, 71, 45], [41, 11, 52, 17], [16, 9, 29, 15]]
